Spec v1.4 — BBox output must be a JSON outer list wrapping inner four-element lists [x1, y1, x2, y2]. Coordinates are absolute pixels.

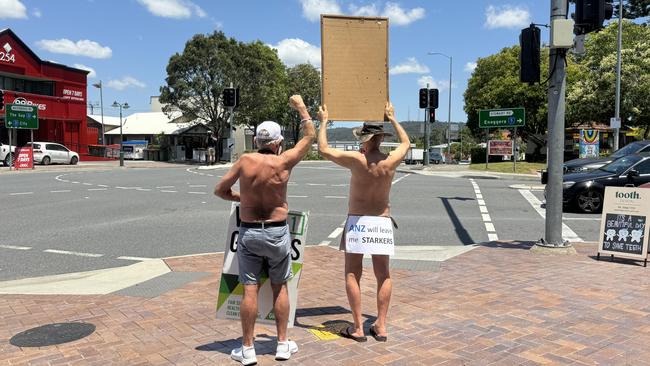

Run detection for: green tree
[[615, 0, 650, 19], [285, 64, 321, 144], [463, 46, 551, 138], [567, 21, 650, 137], [159, 31, 288, 160]]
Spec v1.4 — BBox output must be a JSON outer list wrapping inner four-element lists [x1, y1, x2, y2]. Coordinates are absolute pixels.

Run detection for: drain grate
[[10, 322, 95, 347]]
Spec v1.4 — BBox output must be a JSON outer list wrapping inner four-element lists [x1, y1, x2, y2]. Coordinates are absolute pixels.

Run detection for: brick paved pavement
[[2, 242, 650, 365]]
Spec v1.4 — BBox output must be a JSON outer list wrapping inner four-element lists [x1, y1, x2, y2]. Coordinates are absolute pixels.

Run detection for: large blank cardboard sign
[[321, 15, 389, 122]]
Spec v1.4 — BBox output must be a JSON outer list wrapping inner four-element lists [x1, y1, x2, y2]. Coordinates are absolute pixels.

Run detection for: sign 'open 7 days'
[[479, 108, 525, 128]]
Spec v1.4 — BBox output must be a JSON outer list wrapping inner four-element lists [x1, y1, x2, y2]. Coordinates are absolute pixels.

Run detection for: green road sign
[[5, 103, 39, 129], [479, 108, 525, 128]]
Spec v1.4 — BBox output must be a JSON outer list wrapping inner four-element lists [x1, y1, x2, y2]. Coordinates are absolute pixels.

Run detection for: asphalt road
[[0, 162, 600, 281]]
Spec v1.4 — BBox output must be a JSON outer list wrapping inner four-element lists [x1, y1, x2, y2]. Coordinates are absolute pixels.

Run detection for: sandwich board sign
[[216, 203, 308, 327], [321, 15, 389, 122], [598, 187, 650, 264]]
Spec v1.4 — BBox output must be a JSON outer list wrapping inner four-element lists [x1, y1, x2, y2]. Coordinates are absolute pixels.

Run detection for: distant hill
[[325, 121, 465, 145]]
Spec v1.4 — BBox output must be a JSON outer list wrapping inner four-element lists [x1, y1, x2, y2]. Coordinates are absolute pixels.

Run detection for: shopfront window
[[0, 75, 54, 96]]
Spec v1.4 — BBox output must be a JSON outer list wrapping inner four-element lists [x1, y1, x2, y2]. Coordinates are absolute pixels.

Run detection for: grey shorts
[[237, 224, 293, 285]]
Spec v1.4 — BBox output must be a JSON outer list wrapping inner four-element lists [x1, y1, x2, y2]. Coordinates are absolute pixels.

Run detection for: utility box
[[550, 19, 575, 49]]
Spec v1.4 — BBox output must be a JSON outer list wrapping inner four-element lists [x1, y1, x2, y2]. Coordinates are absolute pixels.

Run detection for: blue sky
[[1, 0, 552, 123]]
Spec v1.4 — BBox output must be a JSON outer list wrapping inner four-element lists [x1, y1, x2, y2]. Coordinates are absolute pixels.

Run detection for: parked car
[[429, 151, 443, 164], [24, 142, 79, 165], [0, 142, 17, 166], [541, 140, 650, 184], [560, 153, 650, 213]]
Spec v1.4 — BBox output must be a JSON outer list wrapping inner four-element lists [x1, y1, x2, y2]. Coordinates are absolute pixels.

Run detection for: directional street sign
[[479, 108, 525, 128], [5, 103, 39, 129]]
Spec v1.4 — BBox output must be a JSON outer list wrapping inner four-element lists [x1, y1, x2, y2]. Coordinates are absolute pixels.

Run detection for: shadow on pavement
[[196, 335, 278, 356], [480, 240, 535, 250], [587, 254, 647, 267], [438, 196, 476, 246]]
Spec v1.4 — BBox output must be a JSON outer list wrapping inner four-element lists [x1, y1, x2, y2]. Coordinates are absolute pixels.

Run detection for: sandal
[[340, 326, 367, 342], [369, 325, 387, 342]]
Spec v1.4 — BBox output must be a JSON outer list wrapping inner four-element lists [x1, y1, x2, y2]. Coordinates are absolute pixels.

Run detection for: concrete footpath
[[2, 242, 650, 365]]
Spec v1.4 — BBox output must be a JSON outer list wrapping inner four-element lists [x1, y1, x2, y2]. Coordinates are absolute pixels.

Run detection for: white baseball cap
[[256, 121, 284, 142]]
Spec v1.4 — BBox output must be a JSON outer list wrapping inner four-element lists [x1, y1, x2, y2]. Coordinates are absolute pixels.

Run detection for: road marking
[[477, 199, 485, 205], [137, 188, 152, 191], [71, 181, 80, 184], [488, 233, 499, 241], [288, 195, 308, 198], [331, 184, 349, 187], [157, 186, 175, 189], [9, 192, 33, 196], [44, 249, 103, 258], [0, 245, 31, 250], [117, 256, 155, 261], [50, 190, 71, 193], [189, 185, 207, 188], [307, 183, 326, 186], [485, 223, 495, 232], [476, 194, 483, 199], [97, 184, 109, 188], [82, 183, 93, 186], [319, 240, 331, 246], [479, 206, 489, 213], [518, 189, 583, 242], [328, 228, 344, 239], [188, 191, 207, 195], [470, 179, 498, 241], [325, 196, 346, 199], [482, 213, 492, 222], [88, 188, 107, 191], [115, 186, 129, 189], [392, 173, 411, 185], [160, 190, 178, 193]]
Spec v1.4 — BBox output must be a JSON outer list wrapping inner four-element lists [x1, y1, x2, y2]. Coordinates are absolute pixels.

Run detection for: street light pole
[[112, 101, 129, 167], [428, 52, 453, 163], [614, 0, 623, 151], [92, 81, 105, 145]]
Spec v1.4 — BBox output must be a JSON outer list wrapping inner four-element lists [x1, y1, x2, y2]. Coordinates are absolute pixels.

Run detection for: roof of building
[[87, 114, 122, 127], [105, 111, 204, 136]]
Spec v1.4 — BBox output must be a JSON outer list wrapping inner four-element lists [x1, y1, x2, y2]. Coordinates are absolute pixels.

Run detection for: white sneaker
[[275, 340, 298, 361], [230, 344, 257, 365]]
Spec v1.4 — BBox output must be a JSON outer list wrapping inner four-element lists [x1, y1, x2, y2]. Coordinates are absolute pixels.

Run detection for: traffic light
[[0, 89, 4, 110], [573, 0, 614, 35], [419, 88, 428, 109], [428, 108, 435, 123], [428, 89, 439, 109], [222, 87, 239, 108], [520, 25, 541, 85]]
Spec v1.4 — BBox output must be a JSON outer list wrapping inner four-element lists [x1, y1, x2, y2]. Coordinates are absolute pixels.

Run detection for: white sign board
[[610, 117, 621, 129], [216, 203, 308, 327], [598, 187, 650, 260], [345, 215, 394, 256]]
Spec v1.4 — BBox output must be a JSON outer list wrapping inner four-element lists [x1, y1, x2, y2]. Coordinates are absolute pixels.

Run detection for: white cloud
[[270, 38, 321, 67], [301, 1, 423, 26], [32, 8, 42, 18], [464, 62, 477, 72], [349, 3, 379, 17], [73, 64, 96, 78], [36, 39, 112, 59], [417, 76, 451, 91], [107, 76, 146, 90], [390, 57, 429, 75], [0, 0, 27, 19], [382, 2, 425, 26], [485, 5, 531, 29], [137, 0, 206, 19], [300, 0, 341, 22]]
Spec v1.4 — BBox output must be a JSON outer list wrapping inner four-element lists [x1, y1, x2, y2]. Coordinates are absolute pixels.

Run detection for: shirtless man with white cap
[[317, 101, 409, 343], [215, 95, 315, 364]]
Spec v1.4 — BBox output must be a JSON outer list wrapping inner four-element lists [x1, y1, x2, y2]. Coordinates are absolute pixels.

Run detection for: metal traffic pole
[[30, 129, 34, 170], [613, 0, 623, 151], [8, 126, 12, 171], [544, 0, 569, 246], [423, 83, 430, 166], [513, 126, 517, 173], [485, 128, 489, 170]]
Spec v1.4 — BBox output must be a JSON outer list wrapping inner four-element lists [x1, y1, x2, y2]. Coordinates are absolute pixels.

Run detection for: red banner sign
[[14, 147, 33, 169], [488, 140, 513, 156]]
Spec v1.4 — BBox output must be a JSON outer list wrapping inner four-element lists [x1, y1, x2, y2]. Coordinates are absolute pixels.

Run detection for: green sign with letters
[[5, 103, 39, 129], [479, 108, 525, 128]]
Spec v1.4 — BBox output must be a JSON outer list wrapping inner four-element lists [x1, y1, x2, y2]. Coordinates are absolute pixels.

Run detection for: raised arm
[[214, 158, 241, 201], [282, 95, 316, 169], [383, 102, 410, 169], [317, 105, 362, 169]]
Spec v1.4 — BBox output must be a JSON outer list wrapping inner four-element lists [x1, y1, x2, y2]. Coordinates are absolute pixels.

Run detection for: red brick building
[[0, 28, 95, 154]]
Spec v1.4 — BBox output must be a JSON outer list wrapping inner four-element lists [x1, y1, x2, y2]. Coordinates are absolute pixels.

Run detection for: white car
[[1, 142, 17, 166], [25, 142, 79, 165]]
